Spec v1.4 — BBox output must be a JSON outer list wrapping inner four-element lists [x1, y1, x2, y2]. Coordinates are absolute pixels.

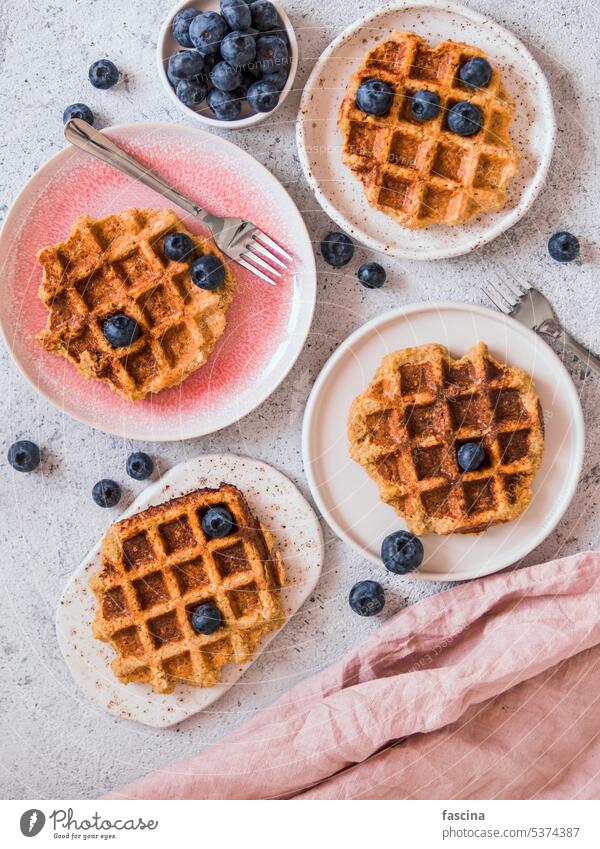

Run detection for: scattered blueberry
[[320, 231, 354, 268], [191, 254, 226, 289], [548, 231, 580, 263], [88, 59, 119, 89], [356, 78, 394, 116], [63, 103, 94, 125], [410, 89, 440, 122], [262, 66, 288, 91], [256, 34, 289, 74], [189, 11, 229, 55], [92, 479, 121, 508], [246, 79, 280, 112], [348, 580, 385, 617], [207, 86, 242, 120], [447, 101, 482, 136], [190, 602, 224, 635], [8, 440, 40, 473], [167, 50, 204, 81], [457, 442, 486, 472], [126, 452, 154, 480], [357, 262, 386, 289], [102, 314, 140, 348], [381, 530, 424, 574], [221, 31, 257, 67], [221, 0, 252, 32], [201, 506, 235, 538], [171, 8, 200, 48], [250, 0, 278, 31], [211, 61, 243, 92], [164, 232, 194, 262], [459, 56, 492, 89], [176, 78, 208, 105]]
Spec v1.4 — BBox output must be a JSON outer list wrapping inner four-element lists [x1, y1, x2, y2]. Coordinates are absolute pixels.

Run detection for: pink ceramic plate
[[0, 122, 316, 441]]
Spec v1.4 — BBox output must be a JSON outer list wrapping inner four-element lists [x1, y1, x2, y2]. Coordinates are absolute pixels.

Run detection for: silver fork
[[64, 119, 291, 285], [482, 264, 600, 378]]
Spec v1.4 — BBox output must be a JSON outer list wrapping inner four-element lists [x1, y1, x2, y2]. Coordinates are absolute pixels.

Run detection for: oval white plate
[[157, 0, 299, 130], [296, 0, 555, 260], [56, 454, 323, 727], [302, 303, 584, 582]]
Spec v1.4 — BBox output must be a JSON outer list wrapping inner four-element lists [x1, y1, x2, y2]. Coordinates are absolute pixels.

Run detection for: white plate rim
[[295, 0, 556, 261], [0, 121, 317, 442], [55, 452, 324, 727], [302, 301, 585, 581]]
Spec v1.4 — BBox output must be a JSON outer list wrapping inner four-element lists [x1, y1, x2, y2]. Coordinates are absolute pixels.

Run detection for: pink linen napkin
[[107, 551, 600, 800]]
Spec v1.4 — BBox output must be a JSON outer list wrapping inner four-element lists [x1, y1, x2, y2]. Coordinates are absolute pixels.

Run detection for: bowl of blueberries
[[158, 0, 298, 128]]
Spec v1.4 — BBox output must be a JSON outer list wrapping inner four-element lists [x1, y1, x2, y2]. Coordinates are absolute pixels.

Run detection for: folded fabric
[[106, 550, 600, 799]]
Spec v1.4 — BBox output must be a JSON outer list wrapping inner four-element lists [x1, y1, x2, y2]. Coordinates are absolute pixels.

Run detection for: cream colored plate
[[56, 454, 323, 727]]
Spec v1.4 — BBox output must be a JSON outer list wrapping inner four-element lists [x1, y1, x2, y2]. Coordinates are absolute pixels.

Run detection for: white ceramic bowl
[[157, 0, 298, 129]]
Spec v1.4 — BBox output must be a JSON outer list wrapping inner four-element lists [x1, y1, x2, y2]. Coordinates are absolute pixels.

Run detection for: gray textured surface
[[1, 0, 599, 799]]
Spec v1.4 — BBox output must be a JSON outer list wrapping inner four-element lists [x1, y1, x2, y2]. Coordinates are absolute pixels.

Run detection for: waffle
[[338, 31, 519, 228], [348, 343, 544, 535], [90, 484, 286, 693], [37, 208, 236, 401]]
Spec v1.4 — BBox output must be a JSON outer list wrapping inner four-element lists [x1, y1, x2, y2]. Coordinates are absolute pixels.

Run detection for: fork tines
[[482, 264, 532, 313], [239, 230, 292, 285]]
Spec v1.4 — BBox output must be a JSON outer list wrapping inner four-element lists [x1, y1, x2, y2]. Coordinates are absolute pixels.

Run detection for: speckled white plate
[[56, 454, 323, 727], [296, 0, 555, 260], [302, 303, 584, 582]]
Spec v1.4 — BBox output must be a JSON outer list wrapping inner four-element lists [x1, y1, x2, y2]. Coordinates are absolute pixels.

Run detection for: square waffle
[[348, 343, 544, 535], [90, 484, 286, 693], [37, 208, 236, 401], [338, 31, 519, 228]]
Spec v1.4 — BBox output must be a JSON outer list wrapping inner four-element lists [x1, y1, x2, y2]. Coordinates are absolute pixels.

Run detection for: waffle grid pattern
[[37, 208, 236, 401], [338, 32, 519, 228], [90, 485, 286, 693], [348, 343, 544, 535]]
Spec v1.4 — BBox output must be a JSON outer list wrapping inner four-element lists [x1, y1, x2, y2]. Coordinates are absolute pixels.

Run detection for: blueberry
[[190, 602, 224, 635], [191, 255, 226, 289], [381, 530, 424, 574], [221, 0, 252, 33], [410, 89, 440, 122], [548, 231, 580, 263], [262, 66, 289, 91], [320, 231, 354, 268], [176, 78, 208, 105], [92, 479, 121, 508], [246, 79, 280, 112], [8, 440, 40, 473], [459, 56, 492, 89], [356, 78, 394, 116], [357, 261, 386, 289], [255, 34, 289, 75], [220, 31, 257, 67], [62, 103, 94, 125], [189, 11, 228, 55], [348, 580, 385, 617], [250, 0, 278, 31], [172, 8, 200, 48], [126, 451, 154, 481], [207, 86, 242, 120], [457, 442, 486, 472], [88, 59, 119, 89], [102, 314, 140, 348], [447, 101, 482, 136], [167, 50, 204, 81], [163, 232, 194, 262], [211, 61, 243, 92], [201, 506, 235, 538]]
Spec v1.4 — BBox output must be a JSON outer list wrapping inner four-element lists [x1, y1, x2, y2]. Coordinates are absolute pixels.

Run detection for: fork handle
[[64, 118, 213, 224], [555, 329, 600, 378]]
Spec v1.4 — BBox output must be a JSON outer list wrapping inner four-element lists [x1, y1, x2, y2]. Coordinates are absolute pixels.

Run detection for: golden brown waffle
[[338, 32, 519, 228], [348, 343, 544, 535], [90, 484, 286, 693], [37, 208, 236, 401]]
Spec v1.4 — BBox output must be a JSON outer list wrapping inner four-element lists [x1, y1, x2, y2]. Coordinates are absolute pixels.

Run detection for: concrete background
[[1, 0, 599, 798]]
